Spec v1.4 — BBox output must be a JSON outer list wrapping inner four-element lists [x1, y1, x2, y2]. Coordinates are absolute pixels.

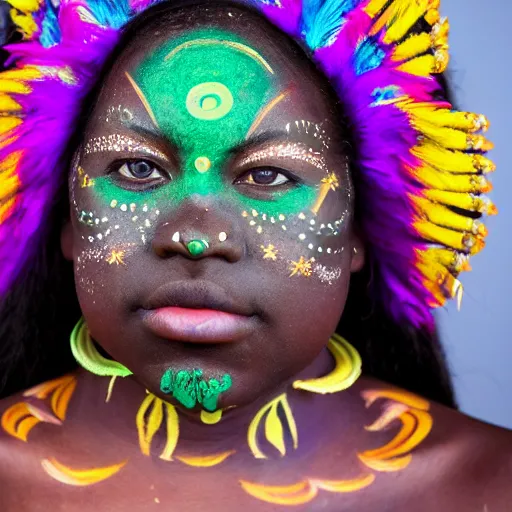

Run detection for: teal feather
[[87, 0, 132, 29], [40, 2, 61, 48], [353, 36, 385, 75], [301, 0, 359, 50]]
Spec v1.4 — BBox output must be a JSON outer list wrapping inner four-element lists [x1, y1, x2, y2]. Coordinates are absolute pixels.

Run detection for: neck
[[76, 345, 338, 448]]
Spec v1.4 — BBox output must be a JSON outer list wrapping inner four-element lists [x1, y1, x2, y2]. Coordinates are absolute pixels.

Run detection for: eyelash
[[235, 167, 296, 188], [109, 160, 169, 188], [109, 160, 299, 191]]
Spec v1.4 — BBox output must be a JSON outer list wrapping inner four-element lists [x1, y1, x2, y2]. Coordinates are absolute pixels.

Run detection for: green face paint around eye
[[135, 29, 274, 166], [87, 30, 321, 219]]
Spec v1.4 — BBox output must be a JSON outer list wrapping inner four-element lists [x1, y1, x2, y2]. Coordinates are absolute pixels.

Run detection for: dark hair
[[0, 0, 457, 407]]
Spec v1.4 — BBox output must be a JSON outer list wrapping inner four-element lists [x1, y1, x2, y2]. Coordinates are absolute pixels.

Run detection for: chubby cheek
[[70, 170, 160, 316], [240, 184, 352, 346]]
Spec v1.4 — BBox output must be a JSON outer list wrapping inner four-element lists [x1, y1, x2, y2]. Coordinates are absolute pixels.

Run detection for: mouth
[[140, 281, 257, 343]]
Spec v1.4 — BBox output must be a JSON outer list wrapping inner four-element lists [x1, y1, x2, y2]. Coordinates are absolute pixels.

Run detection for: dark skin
[[0, 6, 511, 511]]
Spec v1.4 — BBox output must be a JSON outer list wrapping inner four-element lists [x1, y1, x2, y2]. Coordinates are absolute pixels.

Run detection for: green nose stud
[[186, 239, 209, 256]]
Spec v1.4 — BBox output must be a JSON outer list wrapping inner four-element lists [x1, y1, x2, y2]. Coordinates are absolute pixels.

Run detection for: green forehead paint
[[91, 29, 317, 215], [135, 29, 274, 156]]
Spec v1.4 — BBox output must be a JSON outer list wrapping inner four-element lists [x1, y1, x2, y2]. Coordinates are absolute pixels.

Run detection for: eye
[[237, 168, 290, 187], [117, 160, 165, 182]]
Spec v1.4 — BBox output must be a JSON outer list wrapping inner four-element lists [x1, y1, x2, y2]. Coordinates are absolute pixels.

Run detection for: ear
[[61, 217, 74, 261], [349, 231, 365, 273]]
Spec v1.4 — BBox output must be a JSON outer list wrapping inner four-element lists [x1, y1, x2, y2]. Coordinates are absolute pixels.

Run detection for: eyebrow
[[83, 123, 174, 162], [231, 126, 326, 157], [229, 131, 290, 155]]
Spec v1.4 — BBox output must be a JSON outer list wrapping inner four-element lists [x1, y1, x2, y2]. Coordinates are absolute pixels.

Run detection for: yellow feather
[[432, 18, 450, 72], [6, 0, 41, 12], [413, 196, 475, 233], [423, 279, 447, 307], [0, 79, 31, 95], [392, 33, 431, 61], [0, 117, 22, 135], [425, 9, 440, 25], [400, 101, 489, 133], [416, 247, 471, 274], [414, 219, 485, 255], [0, 95, 21, 112], [364, 0, 389, 18], [0, 151, 21, 222], [415, 118, 468, 150], [423, 189, 497, 215], [371, 0, 431, 44], [9, 9, 38, 38], [408, 163, 491, 193], [0, 197, 16, 223], [0, 66, 42, 81], [424, 1, 441, 24], [412, 142, 495, 174], [0, 173, 19, 200], [398, 54, 435, 76], [417, 261, 462, 302]]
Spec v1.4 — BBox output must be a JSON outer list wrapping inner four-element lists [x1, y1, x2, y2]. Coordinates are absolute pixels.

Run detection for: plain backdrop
[[435, 1, 512, 429]]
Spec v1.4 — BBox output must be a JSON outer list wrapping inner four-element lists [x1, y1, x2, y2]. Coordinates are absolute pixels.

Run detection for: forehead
[[133, 28, 276, 147], [89, 22, 336, 140]]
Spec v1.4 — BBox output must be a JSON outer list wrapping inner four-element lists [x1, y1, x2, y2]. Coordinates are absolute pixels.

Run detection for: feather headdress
[[0, 0, 495, 329]]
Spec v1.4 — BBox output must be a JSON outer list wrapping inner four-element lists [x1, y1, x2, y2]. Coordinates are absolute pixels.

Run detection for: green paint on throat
[[160, 368, 232, 412]]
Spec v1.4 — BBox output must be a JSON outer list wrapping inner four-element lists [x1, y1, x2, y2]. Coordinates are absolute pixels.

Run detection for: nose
[[151, 195, 244, 263]]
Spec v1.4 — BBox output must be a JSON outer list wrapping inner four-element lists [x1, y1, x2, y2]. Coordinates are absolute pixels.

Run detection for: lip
[[140, 281, 256, 343], [142, 307, 254, 343]]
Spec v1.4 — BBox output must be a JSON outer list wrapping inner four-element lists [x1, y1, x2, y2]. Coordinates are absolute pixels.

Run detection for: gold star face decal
[[77, 166, 95, 188], [321, 172, 339, 191], [289, 257, 313, 277], [311, 173, 340, 214], [106, 250, 126, 265], [261, 244, 278, 261]]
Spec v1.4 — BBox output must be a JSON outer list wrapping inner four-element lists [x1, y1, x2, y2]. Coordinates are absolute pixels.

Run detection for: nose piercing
[[186, 239, 210, 256], [172, 231, 226, 256]]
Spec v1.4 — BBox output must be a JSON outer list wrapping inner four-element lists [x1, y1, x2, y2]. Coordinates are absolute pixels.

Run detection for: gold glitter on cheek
[[76, 166, 95, 188], [261, 244, 278, 260], [106, 249, 126, 265], [289, 257, 313, 277]]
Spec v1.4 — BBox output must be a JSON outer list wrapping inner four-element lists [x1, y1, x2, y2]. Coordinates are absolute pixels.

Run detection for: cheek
[[240, 188, 351, 288], [237, 188, 352, 347], [70, 177, 163, 306]]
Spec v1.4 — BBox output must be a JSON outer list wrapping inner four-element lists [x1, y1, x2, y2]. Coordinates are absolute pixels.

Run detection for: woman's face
[[63, 7, 363, 412]]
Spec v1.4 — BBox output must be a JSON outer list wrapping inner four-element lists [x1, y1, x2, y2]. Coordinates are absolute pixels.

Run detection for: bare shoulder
[[0, 373, 80, 504], [355, 376, 512, 511]]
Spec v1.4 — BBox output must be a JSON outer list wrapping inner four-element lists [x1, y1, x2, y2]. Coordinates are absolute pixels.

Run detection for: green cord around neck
[[70, 318, 132, 377]]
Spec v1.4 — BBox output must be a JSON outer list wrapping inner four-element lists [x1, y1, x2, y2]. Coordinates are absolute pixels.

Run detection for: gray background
[[436, 0, 511, 429]]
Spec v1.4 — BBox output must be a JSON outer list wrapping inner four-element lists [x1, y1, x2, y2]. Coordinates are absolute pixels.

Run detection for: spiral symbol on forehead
[[186, 82, 234, 121]]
